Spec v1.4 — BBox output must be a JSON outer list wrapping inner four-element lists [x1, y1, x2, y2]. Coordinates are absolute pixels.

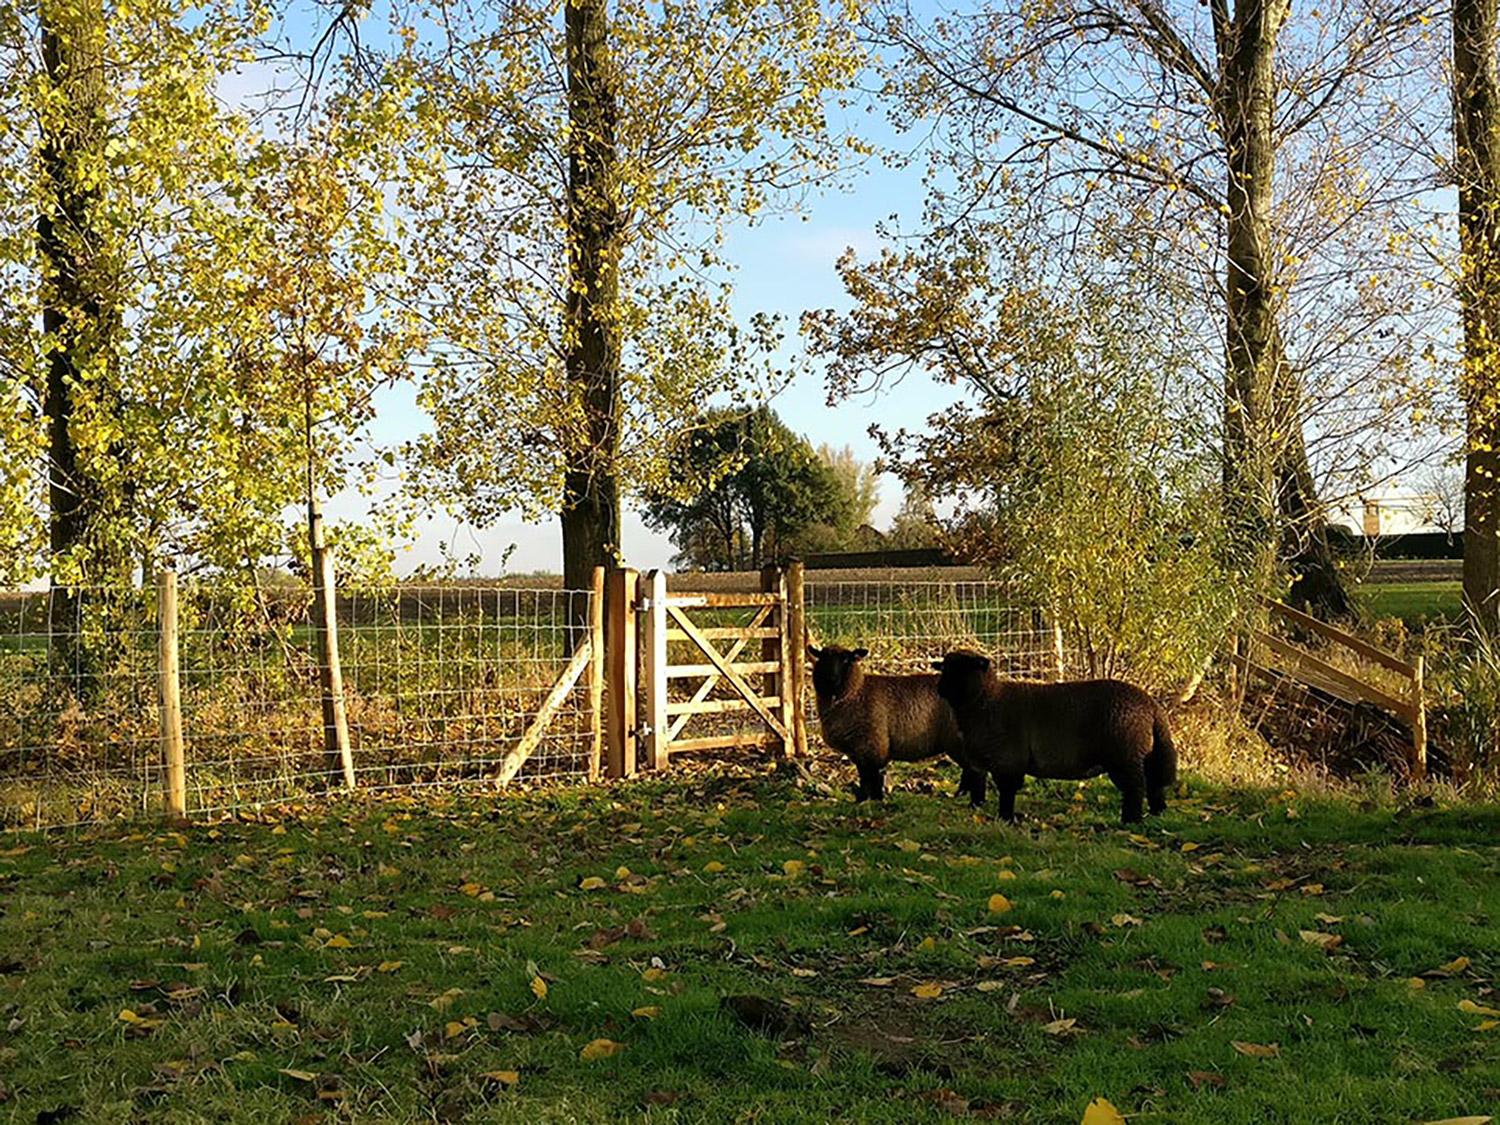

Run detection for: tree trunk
[[38, 0, 123, 689], [561, 0, 623, 611], [1455, 0, 1500, 632], [1216, 0, 1350, 617]]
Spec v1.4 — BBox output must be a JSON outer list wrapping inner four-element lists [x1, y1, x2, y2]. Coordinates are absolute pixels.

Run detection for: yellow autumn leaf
[[482, 1070, 520, 1086], [631, 1006, 661, 1019], [911, 982, 943, 999], [997, 870, 1017, 881], [1440, 956, 1472, 974], [1409, 977, 1426, 989], [642, 967, 668, 982], [579, 876, 607, 891], [1420, 1118, 1493, 1125], [118, 1009, 141, 1024], [1180, 842, 1200, 853], [531, 976, 548, 1000], [1082, 1097, 1126, 1125], [1231, 1040, 1280, 1058], [1458, 999, 1500, 1017], [782, 859, 805, 876], [1042, 1017, 1077, 1035], [917, 936, 937, 952], [377, 961, 402, 974], [325, 934, 353, 949], [896, 839, 920, 853], [444, 1020, 467, 1039], [1299, 930, 1343, 952], [989, 894, 1013, 914], [1051, 890, 1066, 899], [1111, 914, 1142, 928], [703, 861, 725, 873], [459, 882, 484, 897], [279, 1068, 319, 1082], [580, 1038, 624, 1060], [975, 981, 1007, 992], [1475, 1020, 1500, 1032], [614, 866, 631, 879]]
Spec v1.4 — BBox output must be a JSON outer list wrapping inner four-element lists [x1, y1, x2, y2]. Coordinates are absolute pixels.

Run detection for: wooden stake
[[605, 567, 638, 779], [642, 569, 668, 770], [587, 565, 605, 781], [1052, 623, 1065, 682], [785, 560, 808, 758], [156, 570, 186, 821], [495, 641, 592, 785], [1412, 655, 1428, 780], [312, 541, 355, 790]]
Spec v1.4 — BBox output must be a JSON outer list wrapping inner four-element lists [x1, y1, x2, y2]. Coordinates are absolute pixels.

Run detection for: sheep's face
[[932, 649, 992, 710], [808, 644, 868, 702]]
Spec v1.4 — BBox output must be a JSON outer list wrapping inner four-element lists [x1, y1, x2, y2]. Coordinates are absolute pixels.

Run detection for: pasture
[[2, 765, 1499, 1123]]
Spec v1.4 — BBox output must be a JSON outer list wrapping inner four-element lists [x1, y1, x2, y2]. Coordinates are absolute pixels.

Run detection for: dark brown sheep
[[809, 644, 986, 802], [932, 649, 1176, 824]]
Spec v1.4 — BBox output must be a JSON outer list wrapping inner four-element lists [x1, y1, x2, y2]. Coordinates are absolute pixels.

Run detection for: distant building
[[1329, 486, 1448, 538]]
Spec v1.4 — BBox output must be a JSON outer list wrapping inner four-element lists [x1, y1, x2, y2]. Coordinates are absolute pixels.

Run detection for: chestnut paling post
[[310, 513, 354, 790]]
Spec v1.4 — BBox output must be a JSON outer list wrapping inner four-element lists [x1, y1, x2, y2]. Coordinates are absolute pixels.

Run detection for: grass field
[[3, 764, 1499, 1122], [1355, 581, 1464, 627]]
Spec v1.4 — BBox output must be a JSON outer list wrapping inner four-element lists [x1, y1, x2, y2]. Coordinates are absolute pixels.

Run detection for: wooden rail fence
[[1245, 598, 1426, 777]]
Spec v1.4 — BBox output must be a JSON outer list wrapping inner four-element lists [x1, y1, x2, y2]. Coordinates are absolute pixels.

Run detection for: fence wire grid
[[2, 582, 597, 829]]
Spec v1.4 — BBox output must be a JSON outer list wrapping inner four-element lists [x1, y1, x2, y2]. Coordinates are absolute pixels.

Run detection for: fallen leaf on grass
[[859, 977, 895, 987], [1420, 1118, 1493, 1125], [782, 860, 805, 877], [631, 1006, 660, 1019], [1187, 1070, 1225, 1089], [1231, 1041, 1279, 1058], [1458, 999, 1500, 1017], [530, 976, 548, 1000], [911, 982, 944, 999], [1299, 930, 1343, 952], [988, 894, 1013, 914], [1042, 1017, 1078, 1036], [578, 877, 606, 891], [1428, 957, 1472, 977], [580, 1038, 624, 1060], [279, 1068, 319, 1082], [1111, 914, 1143, 928], [481, 1070, 520, 1087], [376, 961, 402, 974], [642, 967, 668, 983], [1081, 1096, 1125, 1125], [702, 862, 725, 874], [975, 981, 1007, 993], [1314, 913, 1344, 925]]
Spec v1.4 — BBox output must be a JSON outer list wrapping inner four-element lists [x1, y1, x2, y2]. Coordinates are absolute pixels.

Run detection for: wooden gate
[[606, 564, 807, 775]]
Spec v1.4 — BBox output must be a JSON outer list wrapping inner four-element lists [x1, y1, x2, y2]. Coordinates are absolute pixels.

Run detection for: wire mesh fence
[[2, 580, 599, 829]]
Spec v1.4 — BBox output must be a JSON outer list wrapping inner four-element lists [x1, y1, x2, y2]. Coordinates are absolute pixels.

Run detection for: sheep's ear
[[852, 648, 870, 661], [806, 644, 821, 660]]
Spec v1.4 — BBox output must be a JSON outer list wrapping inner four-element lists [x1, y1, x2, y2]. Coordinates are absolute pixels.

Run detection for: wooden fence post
[[156, 570, 187, 821], [588, 565, 606, 781], [605, 566, 639, 779], [786, 560, 808, 758], [642, 569, 668, 770], [311, 537, 355, 790], [1412, 655, 1428, 780], [1052, 623, 1065, 682], [761, 564, 791, 758]]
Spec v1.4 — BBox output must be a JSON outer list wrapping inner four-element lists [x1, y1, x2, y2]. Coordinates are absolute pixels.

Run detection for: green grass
[[1356, 580, 1463, 627], [3, 767, 1500, 1122]]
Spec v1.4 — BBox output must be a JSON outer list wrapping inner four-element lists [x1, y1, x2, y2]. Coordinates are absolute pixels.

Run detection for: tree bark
[[561, 0, 623, 606], [38, 0, 125, 687], [1215, 0, 1350, 617], [1455, 0, 1500, 632]]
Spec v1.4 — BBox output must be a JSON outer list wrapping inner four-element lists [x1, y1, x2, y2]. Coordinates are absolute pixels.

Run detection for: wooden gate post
[[156, 570, 187, 821], [761, 564, 792, 758], [605, 566, 639, 779], [587, 565, 606, 780], [642, 569, 668, 770], [786, 560, 808, 758], [311, 532, 355, 791]]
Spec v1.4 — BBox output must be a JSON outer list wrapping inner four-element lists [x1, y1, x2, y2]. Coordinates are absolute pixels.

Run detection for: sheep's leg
[[855, 761, 884, 803], [1109, 757, 1147, 824], [993, 773, 1023, 823], [959, 768, 987, 808]]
